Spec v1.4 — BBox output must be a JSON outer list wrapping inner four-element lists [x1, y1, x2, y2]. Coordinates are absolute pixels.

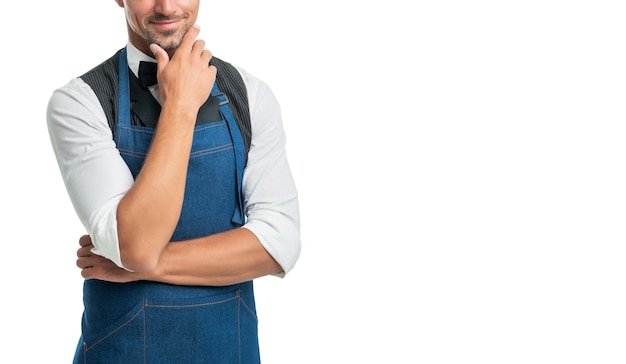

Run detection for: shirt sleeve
[[46, 78, 134, 270], [238, 68, 302, 277]]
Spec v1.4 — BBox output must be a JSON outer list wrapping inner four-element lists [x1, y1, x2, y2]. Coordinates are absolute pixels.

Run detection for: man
[[46, 0, 300, 362]]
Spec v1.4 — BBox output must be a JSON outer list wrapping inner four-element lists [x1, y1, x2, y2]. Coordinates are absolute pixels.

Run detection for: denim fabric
[[73, 48, 258, 364]]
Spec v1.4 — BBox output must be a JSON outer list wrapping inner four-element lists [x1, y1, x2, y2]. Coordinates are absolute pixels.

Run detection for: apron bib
[[74, 48, 259, 364]]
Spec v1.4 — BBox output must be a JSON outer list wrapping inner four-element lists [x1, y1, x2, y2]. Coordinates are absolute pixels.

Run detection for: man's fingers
[[201, 48, 213, 65], [191, 39, 206, 55], [177, 24, 201, 54], [77, 256, 93, 269], [78, 234, 94, 258], [77, 245, 92, 257], [79, 234, 92, 247], [150, 43, 170, 72]]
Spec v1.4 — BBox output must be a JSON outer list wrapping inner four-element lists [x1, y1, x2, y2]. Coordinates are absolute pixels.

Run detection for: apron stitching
[[144, 295, 239, 308], [190, 144, 233, 158], [83, 304, 146, 352], [238, 290, 242, 364], [143, 298, 147, 364], [239, 295, 258, 321]]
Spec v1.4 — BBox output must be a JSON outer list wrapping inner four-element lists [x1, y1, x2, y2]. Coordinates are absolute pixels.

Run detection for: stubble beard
[[145, 22, 189, 51]]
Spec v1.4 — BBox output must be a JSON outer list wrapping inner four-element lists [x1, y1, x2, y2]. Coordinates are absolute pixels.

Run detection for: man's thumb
[[149, 43, 169, 67]]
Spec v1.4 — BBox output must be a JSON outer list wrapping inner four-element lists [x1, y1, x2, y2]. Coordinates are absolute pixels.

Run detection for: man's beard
[[146, 23, 189, 51]]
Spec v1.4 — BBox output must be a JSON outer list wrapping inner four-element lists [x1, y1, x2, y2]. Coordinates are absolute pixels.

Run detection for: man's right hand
[[150, 25, 217, 116]]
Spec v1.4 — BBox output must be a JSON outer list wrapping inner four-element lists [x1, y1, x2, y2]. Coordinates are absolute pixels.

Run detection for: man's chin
[[159, 42, 181, 51], [148, 39, 181, 51], [147, 31, 185, 51]]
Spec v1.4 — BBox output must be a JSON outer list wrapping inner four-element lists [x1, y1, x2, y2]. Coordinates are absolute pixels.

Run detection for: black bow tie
[[138, 61, 158, 88]]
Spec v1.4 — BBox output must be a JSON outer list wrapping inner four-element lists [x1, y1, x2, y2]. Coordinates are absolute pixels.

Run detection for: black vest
[[80, 48, 252, 154]]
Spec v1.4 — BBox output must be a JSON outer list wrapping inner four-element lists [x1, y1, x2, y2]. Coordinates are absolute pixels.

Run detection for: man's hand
[[150, 25, 216, 113], [77, 235, 138, 283]]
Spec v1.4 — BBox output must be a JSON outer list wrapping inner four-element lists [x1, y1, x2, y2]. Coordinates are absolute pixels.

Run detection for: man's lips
[[149, 17, 183, 31]]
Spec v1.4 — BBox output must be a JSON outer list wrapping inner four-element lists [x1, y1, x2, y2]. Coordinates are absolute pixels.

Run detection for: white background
[[2, 0, 626, 363]]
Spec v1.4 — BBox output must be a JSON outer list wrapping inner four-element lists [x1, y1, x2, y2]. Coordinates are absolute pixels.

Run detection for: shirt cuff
[[88, 196, 132, 271], [242, 217, 300, 278]]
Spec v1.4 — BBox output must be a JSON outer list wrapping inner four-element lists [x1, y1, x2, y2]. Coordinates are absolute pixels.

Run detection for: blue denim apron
[[73, 48, 259, 364]]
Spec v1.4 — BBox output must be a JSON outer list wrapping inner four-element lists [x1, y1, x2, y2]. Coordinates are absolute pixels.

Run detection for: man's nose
[[154, 0, 176, 16]]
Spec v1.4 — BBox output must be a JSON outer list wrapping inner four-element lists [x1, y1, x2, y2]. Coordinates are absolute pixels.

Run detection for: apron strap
[[213, 84, 247, 225]]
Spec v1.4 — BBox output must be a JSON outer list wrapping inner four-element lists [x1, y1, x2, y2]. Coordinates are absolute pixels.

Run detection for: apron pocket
[[143, 289, 255, 363], [82, 299, 145, 363]]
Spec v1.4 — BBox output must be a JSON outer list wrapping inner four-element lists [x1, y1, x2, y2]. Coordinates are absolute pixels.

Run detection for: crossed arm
[[48, 28, 299, 287], [77, 228, 282, 286]]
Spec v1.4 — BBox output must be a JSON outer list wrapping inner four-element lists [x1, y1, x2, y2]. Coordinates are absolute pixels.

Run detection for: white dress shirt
[[47, 43, 300, 277]]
